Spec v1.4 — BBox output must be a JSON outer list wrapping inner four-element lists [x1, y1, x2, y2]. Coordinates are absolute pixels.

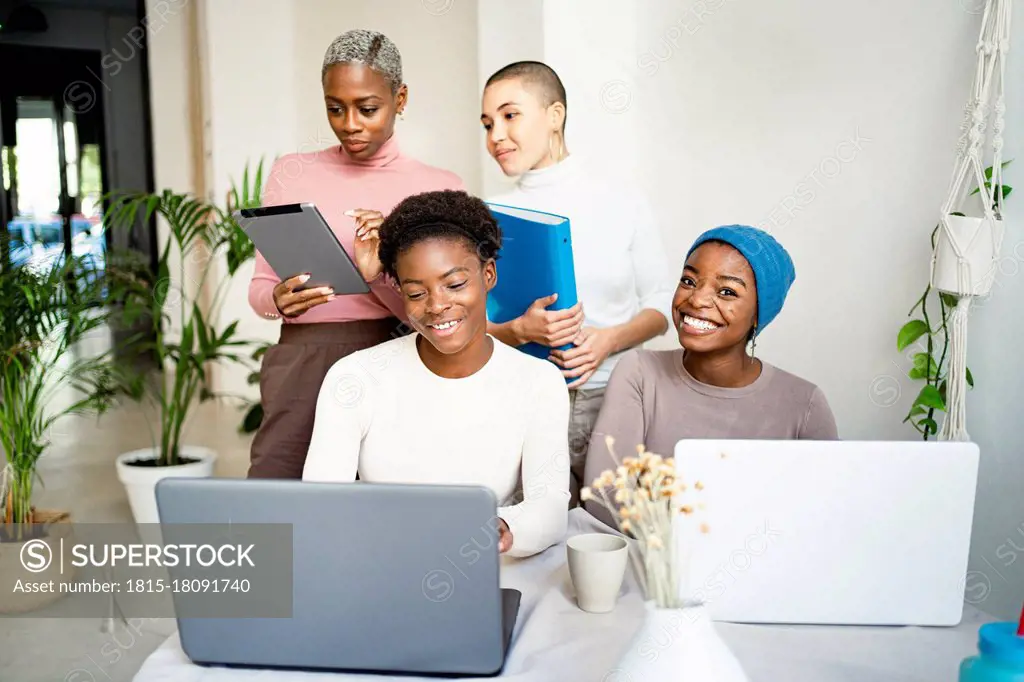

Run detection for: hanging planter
[[931, 214, 1004, 297], [896, 0, 1012, 442]]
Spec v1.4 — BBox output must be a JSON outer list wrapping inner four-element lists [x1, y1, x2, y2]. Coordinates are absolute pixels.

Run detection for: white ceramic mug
[[567, 533, 629, 613]]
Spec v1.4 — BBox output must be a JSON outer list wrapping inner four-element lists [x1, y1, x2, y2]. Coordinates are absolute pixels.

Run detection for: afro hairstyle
[[376, 190, 502, 281]]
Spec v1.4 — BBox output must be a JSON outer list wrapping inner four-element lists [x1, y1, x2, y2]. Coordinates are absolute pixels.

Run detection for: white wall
[[543, 0, 641, 185], [143, 0, 193, 196]]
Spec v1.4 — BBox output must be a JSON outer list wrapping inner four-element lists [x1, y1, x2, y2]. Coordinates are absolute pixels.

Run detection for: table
[[133, 509, 993, 681]]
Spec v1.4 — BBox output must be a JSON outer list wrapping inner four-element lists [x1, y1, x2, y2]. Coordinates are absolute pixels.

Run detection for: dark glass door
[[0, 45, 109, 279]]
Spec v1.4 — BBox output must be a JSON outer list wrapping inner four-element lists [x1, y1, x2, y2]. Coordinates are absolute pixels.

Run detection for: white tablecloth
[[133, 509, 992, 682]]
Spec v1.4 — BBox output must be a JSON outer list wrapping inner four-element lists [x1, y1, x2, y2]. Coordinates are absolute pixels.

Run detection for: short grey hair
[[321, 29, 403, 93]]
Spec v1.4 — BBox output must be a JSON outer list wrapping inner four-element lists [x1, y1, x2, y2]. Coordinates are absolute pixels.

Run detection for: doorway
[[0, 44, 110, 280]]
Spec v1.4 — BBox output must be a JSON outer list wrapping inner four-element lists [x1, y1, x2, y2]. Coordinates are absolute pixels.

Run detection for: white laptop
[[672, 439, 980, 626]]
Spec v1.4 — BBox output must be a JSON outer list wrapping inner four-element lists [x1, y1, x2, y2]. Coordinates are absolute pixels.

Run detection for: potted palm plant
[[0, 247, 132, 612], [104, 162, 265, 524]]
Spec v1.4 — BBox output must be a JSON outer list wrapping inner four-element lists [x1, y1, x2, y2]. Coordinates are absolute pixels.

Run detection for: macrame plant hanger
[[929, 0, 1011, 442]]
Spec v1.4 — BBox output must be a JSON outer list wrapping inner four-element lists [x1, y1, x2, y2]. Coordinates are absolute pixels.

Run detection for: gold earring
[[549, 134, 564, 162]]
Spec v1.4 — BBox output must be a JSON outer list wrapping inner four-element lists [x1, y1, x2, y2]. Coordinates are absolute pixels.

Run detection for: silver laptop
[[672, 439, 980, 626], [154, 478, 521, 676]]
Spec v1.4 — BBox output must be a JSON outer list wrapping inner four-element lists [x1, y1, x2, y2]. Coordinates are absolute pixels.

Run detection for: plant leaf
[[913, 385, 946, 411], [898, 320, 929, 351], [966, 367, 974, 388], [903, 405, 929, 423], [240, 404, 263, 434], [912, 354, 940, 378], [984, 160, 1013, 180]]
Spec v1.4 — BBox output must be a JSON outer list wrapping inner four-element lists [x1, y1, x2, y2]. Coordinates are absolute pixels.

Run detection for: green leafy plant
[[104, 160, 265, 467], [897, 161, 1012, 438], [224, 159, 265, 271], [0, 249, 138, 534], [222, 159, 272, 435]]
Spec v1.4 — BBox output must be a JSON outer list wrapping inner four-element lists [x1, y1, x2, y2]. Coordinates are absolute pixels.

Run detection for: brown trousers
[[247, 318, 405, 479], [567, 386, 607, 508]]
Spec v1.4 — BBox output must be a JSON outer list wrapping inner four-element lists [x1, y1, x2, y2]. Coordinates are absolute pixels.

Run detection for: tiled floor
[[0, 339, 256, 682]]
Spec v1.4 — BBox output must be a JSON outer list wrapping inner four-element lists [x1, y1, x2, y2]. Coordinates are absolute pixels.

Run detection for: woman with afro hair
[[303, 190, 571, 559]]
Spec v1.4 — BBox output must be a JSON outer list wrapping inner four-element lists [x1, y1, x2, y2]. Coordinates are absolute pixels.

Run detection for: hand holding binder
[[547, 325, 618, 389], [485, 202, 580, 363], [514, 293, 584, 348]]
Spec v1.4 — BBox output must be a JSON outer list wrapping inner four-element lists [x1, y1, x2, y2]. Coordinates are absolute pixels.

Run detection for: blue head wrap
[[685, 225, 795, 336]]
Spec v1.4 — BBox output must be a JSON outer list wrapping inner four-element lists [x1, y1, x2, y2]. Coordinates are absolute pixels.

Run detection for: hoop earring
[[549, 133, 565, 163]]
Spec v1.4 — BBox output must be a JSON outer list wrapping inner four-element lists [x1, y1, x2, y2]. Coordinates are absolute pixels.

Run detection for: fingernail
[[345, 210, 356, 216], [301, 273, 311, 282]]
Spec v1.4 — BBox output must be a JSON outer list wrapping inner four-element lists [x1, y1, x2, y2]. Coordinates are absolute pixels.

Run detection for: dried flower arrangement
[[581, 436, 707, 609]]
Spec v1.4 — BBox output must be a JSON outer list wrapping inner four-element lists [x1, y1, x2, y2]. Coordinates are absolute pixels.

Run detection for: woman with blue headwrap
[[583, 225, 838, 526]]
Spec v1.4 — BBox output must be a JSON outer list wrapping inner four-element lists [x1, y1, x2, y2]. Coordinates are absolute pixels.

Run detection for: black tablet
[[234, 203, 370, 295]]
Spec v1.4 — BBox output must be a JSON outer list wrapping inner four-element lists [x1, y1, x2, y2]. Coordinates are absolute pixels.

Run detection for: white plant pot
[[115, 446, 217, 524], [608, 601, 749, 682], [931, 214, 1004, 297]]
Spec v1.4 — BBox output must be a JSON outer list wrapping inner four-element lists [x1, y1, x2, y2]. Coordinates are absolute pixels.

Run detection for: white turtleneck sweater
[[487, 154, 675, 389], [302, 333, 571, 558]]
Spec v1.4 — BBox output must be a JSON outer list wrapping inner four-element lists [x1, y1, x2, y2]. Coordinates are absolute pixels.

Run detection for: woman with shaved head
[[480, 61, 676, 507]]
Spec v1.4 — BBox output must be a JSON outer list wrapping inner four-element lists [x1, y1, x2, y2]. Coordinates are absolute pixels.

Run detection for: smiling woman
[[582, 225, 840, 530], [302, 190, 572, 559]]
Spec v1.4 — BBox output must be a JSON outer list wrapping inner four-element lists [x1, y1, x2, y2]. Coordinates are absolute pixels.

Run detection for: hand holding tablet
[[234, 203, 373, 307], [273, 274, 335, 318]]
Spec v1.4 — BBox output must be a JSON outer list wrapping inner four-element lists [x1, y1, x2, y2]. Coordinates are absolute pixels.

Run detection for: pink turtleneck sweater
[[248, 135, 465, 323]]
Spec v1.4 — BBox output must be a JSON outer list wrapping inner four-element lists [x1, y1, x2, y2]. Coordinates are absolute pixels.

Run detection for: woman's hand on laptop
[[513, 294, 584, 347], [498, 519, 513, 554], [348, 209, 385, 282], [273, 274, 335, 318]]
